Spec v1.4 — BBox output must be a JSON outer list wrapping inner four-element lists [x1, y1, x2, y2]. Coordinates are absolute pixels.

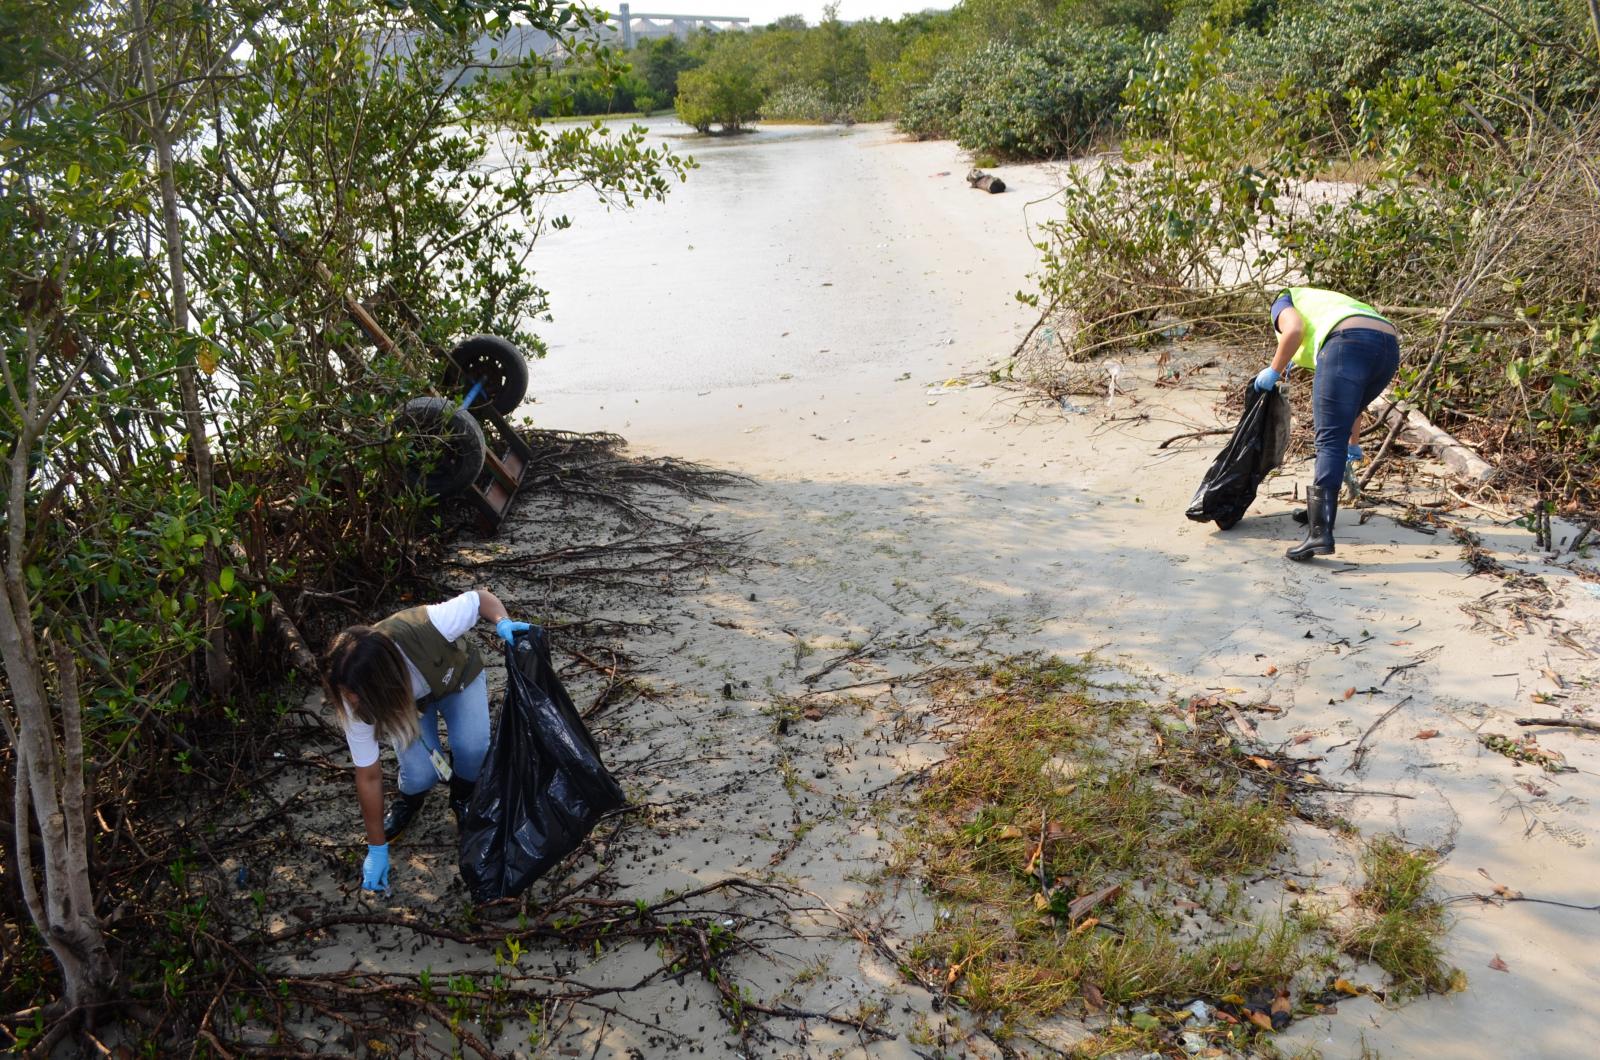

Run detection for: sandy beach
[[262, 122, 1600, 1057]]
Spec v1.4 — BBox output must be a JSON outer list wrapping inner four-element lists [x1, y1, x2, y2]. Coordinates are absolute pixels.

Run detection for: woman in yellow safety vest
[[1253, 288, 1400, 560]]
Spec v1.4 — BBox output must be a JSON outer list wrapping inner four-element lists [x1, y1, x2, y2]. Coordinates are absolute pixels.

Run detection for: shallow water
[[503, 117, 980, 397]]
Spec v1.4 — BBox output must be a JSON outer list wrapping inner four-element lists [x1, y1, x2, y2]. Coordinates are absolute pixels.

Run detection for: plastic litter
[[1185, 382, 1291, 530], [458, 628, 627, 902]]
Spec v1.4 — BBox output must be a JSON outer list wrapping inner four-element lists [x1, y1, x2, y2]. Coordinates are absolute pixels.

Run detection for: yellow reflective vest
[[1283, 287, 1391, 371]]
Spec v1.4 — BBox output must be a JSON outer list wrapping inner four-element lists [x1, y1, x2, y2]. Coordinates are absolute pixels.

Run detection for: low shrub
[[1021, 28, 1313, 373], [952, 30, 1147, 158], [1232, 0, 1600, 131], [900, 28, 1147, 159], [675, 61, 764, 133], [760, 82, 867, 123]]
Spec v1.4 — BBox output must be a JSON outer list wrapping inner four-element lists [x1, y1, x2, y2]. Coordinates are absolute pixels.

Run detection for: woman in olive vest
[[323, 588, 529, 892], [1253, 288, 1400, 560]]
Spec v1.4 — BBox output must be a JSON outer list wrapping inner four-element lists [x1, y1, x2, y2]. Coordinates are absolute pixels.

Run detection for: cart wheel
[[395, 397, 486, 498], [445, 335, 529, 415]]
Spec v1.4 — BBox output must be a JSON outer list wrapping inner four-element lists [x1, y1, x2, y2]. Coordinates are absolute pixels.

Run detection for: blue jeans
[[396, 672, 490, 796], [1312, 328, 1400, 496]]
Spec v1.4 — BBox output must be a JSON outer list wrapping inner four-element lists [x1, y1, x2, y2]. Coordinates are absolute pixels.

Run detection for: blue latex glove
[[362, 844, 389, 891], [1252, 366, 1281, 392], [1347, 443, 1364, 463], [496, 617, 530, 645]]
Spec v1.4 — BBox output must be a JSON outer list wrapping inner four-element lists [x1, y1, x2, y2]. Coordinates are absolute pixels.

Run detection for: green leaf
[[65, 162, 80, 187], [219, 567, 235, 593]]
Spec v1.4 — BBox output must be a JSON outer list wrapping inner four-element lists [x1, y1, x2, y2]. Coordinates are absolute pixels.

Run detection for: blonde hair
[[323, 626, 421, 749]]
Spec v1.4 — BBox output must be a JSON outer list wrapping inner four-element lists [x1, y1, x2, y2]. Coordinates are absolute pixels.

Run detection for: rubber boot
[[448, 775, 476, 830], [383, 789, 429, 842], [1287, 486, 1337, 561], [1296, 458, 1359, 523]]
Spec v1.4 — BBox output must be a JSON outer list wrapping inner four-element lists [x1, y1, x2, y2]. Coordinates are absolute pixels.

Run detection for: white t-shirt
[[343, 590, 482, 767]]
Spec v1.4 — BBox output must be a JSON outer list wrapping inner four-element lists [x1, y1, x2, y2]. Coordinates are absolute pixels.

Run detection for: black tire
[[445, 335, 529, 415], [395, 396, 486, 498]]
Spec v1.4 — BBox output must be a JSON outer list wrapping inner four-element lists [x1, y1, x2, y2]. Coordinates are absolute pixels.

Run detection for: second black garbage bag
[[1185, 382, 1291, 530], [459, 628, 627, 902]]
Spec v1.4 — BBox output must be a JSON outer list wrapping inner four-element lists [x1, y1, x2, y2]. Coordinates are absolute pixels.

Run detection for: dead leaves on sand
[[1479, 731, 1576, 773]]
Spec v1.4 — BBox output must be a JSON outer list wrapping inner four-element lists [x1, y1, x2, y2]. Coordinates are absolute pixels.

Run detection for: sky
[[612, 1, 953, 28]]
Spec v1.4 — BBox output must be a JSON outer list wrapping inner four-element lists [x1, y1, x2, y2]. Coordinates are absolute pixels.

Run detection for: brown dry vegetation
[[890, 657, 1453, 1053]]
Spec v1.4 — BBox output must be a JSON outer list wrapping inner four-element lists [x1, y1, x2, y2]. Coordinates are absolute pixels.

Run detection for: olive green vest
[[1285, 287, 1391, 371], [375, 606, 484, 708]]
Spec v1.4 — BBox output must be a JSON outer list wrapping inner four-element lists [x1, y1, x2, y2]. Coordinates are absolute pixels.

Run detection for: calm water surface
[[498, 116, 971, 398]]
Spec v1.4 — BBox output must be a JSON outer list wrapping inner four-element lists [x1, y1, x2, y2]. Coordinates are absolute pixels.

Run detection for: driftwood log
[[966, 169, 1006, 194], [1365, 393, 1496, 485]]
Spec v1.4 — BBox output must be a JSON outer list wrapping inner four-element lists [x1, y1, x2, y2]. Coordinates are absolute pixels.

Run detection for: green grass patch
[[1342, 836, 1463, 997], [892, 656, 1343, 1047]]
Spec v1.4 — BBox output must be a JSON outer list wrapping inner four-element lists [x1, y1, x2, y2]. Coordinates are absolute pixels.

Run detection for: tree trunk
[[1, 453, 113, 1019], [135, 0, 232, 696]]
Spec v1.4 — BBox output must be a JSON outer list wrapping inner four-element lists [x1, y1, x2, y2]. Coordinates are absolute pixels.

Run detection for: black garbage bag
[[1185, 382, 1292, 530], [459, 628, 627, 902]]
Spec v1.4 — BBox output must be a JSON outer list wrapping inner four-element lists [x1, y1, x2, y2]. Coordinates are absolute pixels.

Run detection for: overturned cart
[[1185, 383, 1291, 530], [394, 334, 535, 533]]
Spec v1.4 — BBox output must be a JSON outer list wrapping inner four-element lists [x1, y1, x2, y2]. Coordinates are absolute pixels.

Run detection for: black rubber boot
[[448, 775, 476, 829], [1287, 486, 1337, 561], [1292, 507, 1309, 525], [383, 789, 429, 842]]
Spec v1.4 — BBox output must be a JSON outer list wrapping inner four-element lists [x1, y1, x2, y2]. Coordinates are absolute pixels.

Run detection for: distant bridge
[[617, 4, 749, 48]]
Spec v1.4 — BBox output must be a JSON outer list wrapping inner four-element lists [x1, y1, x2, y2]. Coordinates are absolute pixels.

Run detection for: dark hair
[[323, 627, 419, 748]]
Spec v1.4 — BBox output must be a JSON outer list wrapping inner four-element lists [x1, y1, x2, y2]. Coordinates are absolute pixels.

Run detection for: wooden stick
[[1158, 426, 1232, 449], [1515, 717, 1600, 734], [1225, 701, 1259, 741], [1345, 695, 1412, 774]]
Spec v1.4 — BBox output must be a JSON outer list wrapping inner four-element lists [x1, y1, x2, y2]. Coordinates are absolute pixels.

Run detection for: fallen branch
[[803, 630, 884, 686], [796, 664, 953, 700], [1444, 891, 1600, 913], [1446, 487, 1517, 522], [1158, 426, 1232, 450], [1362, 394, 1496, 487], [1383, 646, 1442, 686], [1346, 696, 1412, 774], [1514, 716, 1600, 734]]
